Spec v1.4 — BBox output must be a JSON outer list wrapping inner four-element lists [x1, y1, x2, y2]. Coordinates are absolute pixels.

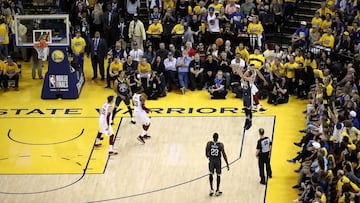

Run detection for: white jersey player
[[132, 88, 151, 144], [95, 96, 118, 155]]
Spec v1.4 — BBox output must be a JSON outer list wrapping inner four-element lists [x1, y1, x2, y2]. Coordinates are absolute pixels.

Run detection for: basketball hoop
[[34, 39, 49, 61]]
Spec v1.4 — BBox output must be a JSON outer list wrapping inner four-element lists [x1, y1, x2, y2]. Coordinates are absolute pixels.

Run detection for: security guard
[[256, 128, 272, 185]]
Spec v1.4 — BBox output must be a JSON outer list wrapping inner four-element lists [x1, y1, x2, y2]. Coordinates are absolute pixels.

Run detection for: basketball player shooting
[[132, 87, 152, 144], [94, 95, 118, 155]]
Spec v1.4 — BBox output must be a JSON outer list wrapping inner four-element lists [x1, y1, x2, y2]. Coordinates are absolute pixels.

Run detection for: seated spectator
[[171, 18, 185, 49], [207, 43, 220, 60], [129, 42, 144, 62], [145, 71, 163, 100], [218, 51, 232, 88], [209, 0, 223, 14], [241, 0, 256, 17], [176, 49, 192, 94], [221, 40, 235, 60], [137, 58, 152, 89], [146, 18, 163, 50], [188, 15, 202, 44], [206, 7, 220, 45], [309, 25, 321, 48], [235, 42, 250, 62], [350, 21, 360, 45], [283, 0, 296, 20], [156, 42, 169, 60], [143, 45, 156, 64], [162, 7, 177, 45], [183, 41, 196, 58], [149, 6, 161, 24], [209, 70, 227, 99], [225, 0, 238, 16], [151, 56, 167, 96], [268, 77, 289, 105], [311, 11, 323, 29], [321, 13, 332, 33], [291, 21, 310, 50], [168, 43, 181, 58], [107, 57, 123, 88], [163, 52, 178, 91], [314, 27, 335, 52], [2, 57, 20, 91], [196, 42, 207, 61], [189, 53, 204, 91], [349, 110, 360, 130]]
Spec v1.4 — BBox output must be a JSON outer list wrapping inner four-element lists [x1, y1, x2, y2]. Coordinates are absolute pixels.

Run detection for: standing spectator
[[270, 0, 283, 32], [115, 17, 128, 50], [102, 3, 118, 48], [230, 4, 245, 35], [256, 128, 272, 185], [91, 0, 103, 35], [314, 27, 335, 51], [90, 31, 107, 81], [3, 57, 20, 91], [283, 55, 298, 95], [225, 0, 238, 16], [168, 43, 182, 58], [126, 0, 140, 15], [146, 0, 161, 12], [128, 14, 146, 51], [71, 30, 86, 72], [350, 111, 360, 129], [175, 0, 189, 20], [241, 0, 256, 16], [176, 49, 192, 94], [0, 17, 9, 59], [162, 7, 177, 46], [31, 48, 43, 79], [247, 15, 264, 51], [189, 53, 204, 90], [206, 7, 220, 45], [149, 6, 162, 24], [283, 0, 296, 20]]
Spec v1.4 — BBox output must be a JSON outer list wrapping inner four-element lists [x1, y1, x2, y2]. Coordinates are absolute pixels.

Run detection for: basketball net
[[34, 39, 49, 61]]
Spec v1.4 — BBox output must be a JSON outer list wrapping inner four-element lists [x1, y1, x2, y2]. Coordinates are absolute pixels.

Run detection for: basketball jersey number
[[210, 148, 219, 157]]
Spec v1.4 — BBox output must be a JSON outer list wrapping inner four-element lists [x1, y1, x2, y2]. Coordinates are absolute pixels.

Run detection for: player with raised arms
[[132, 87, 151, 144], [94, 95, 118, 155]]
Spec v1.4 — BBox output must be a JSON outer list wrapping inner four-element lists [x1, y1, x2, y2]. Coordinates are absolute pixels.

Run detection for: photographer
[[268, 77, 289, 105]]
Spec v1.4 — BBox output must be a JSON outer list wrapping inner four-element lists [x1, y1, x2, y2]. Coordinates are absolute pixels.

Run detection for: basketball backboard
[[14, 14, 70, 47]]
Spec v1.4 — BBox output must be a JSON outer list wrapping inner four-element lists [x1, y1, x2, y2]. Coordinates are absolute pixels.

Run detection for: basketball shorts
[[209, 159, 222, 175], [134, 109, 150, 125], [99, 122, 114, 136]]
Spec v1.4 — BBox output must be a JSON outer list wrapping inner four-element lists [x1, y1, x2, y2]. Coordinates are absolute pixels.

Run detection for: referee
[[206, 133, 229, 196], [256, 128, 272, 185]]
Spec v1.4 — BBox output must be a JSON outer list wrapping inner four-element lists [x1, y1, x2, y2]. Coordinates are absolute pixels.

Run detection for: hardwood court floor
[[0, 59, 308, 202]]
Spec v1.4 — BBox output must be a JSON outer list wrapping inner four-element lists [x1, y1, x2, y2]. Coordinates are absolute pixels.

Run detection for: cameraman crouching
[[208, 70, 228, 99], [268, 77, 289, 105]]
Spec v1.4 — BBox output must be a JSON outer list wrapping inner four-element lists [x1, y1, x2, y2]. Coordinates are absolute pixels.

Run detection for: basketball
[[39, 39, 47, 48], [215, 38, 223, 46]]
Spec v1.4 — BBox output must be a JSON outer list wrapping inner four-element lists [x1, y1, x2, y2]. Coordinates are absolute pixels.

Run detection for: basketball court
[[0, 15, 307, 203]]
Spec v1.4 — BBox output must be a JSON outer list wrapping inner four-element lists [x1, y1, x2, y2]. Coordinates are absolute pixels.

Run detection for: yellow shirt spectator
[[0, 22, 9, 45], [110, 59, 123, 76], [147, 22, 163, 35], [209, 3, 223, 14], [247, 22, 264, 36], [304, 58, 317, 69], [319, 33, 335, 48], [4, 61, 20, 74], [172, 23, 185, 35], [321, 19, 332, 32], [248, 53, 265, 69], [71, 36, 86, 55], [284, 62, 298, 78], [0, 59, 5, 74], [295, 55, 304, 65], [317, 7, 334, 17], [137, 61, 152, 73], [235, 47, 249, 62], [311, 16, 323, 28], [270, 62, 285, 76], [163, 0, 175, 10]]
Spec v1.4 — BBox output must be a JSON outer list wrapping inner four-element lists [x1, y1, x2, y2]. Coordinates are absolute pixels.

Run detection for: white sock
[[141, 130, 147, 137], [95, 138, 100, 144], [131, 117, 135, 122], [109, 145, 113, 152]]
